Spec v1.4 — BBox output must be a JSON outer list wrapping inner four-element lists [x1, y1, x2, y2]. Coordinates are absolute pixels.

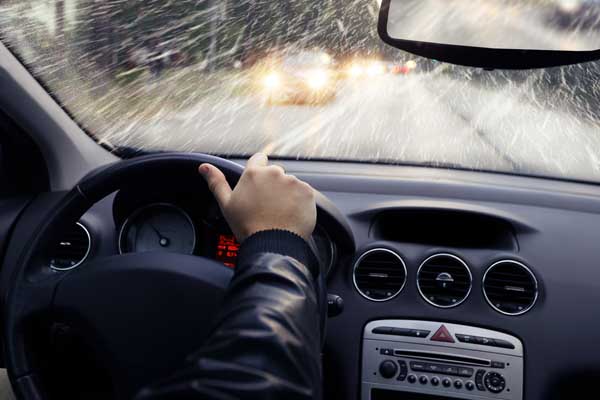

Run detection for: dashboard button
[[397, 361, 408, 381], [475, 369, 486, 391], [458, 367, 474, 377], [410, 361, 427, 372], [379, 360, 398, 379], [475, 336, 494, 346], [426, 363, 442, 373], [441, 366, 459, 375], [391, 328, 413, 336], [326, 294, 344, 317], [442, 378, 452, 387], [454, 379, 463, 389], [484, 372, 506, 393], [431, 376, 440, 386], [411, 329, 431, 338], [380, 348, 393, 356], [491, 361, 505, 369], [407, 375, 417, 384], [419, 376, 428, 385], [373, 327, 394, 335], [493, 339, 516, 349], [387, 328, 431, 338], [456, 334, 477, 344], [431, 325, 455, 343], [466, 381, 475, 391]]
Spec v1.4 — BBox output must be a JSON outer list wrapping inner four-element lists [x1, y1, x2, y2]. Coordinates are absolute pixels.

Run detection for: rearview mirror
[[378, 0, 600, 69]]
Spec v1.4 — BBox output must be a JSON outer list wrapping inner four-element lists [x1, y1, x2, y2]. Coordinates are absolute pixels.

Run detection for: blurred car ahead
[[343, 58, 388, 79], [257, 51, 337, 105], [391, 60, 418, 75]]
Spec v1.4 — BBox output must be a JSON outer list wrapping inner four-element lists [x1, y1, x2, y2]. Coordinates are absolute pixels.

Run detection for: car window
[[1, 1, 600, 183]]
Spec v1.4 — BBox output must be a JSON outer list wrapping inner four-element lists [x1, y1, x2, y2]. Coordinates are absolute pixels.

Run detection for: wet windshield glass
[[1, 0, 600, 183]]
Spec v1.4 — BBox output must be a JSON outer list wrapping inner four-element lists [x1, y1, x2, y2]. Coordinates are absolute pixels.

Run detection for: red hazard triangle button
[[431, 325, 455, 343]]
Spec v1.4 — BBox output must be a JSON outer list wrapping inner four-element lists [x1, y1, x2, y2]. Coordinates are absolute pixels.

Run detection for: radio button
[[454, 379, 463, 389], [410, 361, 427, 372], [419, 376, 428, 385], [441, 365, 459, 375], [442, 378, 452, 387], [379, 360, 398, 379], [475, 369, 486, 391], [397, 361, 408, 381], [458, 367, 474, 377], [380, 348, 393, 356], [426, 363, 442, 373], [407, 375, 417, 384], [491, 361, 505, 369], [431, 376, 440, 386], [484, 372, 506, 393], [466, 381, 475, 391]]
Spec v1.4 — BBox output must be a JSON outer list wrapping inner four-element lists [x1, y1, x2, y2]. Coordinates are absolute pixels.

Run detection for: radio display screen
[[372, 389, 467, 400]]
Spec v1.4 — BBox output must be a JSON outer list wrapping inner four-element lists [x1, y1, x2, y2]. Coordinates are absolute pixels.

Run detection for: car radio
[[362, 320, 523, 400]]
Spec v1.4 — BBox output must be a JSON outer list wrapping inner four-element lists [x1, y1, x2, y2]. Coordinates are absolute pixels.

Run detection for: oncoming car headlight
[[366, 61, 386, 77], [262, 72, 281, 89], [306, 69, 330, 90], [348, 64, 364, 78]]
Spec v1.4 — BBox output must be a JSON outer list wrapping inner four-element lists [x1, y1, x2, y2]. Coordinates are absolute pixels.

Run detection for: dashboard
[[113, 196, 337, 272], [19, 160, 600, 400], [46, 174, 342, 275]]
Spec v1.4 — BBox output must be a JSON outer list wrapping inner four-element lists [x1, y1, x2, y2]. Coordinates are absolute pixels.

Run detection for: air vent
[[483, 260, 538, 315], [417, 254, 472, 308], [49, 223, 91, 271], [353, 248, 407, 301]]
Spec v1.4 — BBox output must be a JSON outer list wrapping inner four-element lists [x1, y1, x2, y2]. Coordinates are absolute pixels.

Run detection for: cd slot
[[393, 349, 491, 367]]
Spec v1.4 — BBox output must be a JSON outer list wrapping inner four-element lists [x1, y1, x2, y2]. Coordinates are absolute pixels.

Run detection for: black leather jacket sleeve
[[136, 229, 325, 400]]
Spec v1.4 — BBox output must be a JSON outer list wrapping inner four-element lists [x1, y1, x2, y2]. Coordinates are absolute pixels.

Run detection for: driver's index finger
[[247, 152, 268, 169]]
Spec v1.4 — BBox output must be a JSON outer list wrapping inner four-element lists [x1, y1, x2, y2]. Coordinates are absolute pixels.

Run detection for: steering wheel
[[3, 153, 347, 400]]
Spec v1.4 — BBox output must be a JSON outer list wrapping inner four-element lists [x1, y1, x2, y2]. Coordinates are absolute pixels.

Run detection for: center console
[[362, 320, 523, 400]]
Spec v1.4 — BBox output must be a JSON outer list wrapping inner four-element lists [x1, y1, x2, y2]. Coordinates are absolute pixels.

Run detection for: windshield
[[2, 1, 600, 183]]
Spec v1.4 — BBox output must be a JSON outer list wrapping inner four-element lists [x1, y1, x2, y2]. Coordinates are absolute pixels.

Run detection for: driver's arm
[[136, 153, 325, 400]]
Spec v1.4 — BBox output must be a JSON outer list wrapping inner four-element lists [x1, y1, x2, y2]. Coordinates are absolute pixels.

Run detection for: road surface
[[97, 68, 600, 184]]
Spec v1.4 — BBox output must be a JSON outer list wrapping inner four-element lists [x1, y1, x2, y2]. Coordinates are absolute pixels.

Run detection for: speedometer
[[118, 203, 196, 255]]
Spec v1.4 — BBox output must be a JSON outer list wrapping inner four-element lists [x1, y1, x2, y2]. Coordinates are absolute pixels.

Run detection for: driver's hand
[[199, 153, 316, 242]]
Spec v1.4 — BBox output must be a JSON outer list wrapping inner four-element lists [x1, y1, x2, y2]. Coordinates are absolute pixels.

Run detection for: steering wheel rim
[[3, 153, 248, 399]]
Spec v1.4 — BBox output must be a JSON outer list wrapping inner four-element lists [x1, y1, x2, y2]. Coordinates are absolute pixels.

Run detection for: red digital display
[[216, 234, 239, 268]]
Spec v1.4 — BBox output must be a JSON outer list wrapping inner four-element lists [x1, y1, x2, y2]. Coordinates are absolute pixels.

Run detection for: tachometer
[[119, 203, 196, 255]]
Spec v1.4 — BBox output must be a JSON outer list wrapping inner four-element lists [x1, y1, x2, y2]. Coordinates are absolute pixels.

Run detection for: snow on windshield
[[1, 0, 600, 183]]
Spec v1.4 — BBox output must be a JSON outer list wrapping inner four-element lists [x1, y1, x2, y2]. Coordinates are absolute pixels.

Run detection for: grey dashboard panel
[[56, 161, 600, 400], [362, 320, 524, 400], [2, 146, 600, 399], [286, 163, 600, 400]]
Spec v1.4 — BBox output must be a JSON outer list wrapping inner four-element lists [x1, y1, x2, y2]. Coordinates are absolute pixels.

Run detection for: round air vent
[[49, 222, 91, 271], [483, 260, 538, 315], [353, 248, 407, 301], [417, 253, 472, 308]]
